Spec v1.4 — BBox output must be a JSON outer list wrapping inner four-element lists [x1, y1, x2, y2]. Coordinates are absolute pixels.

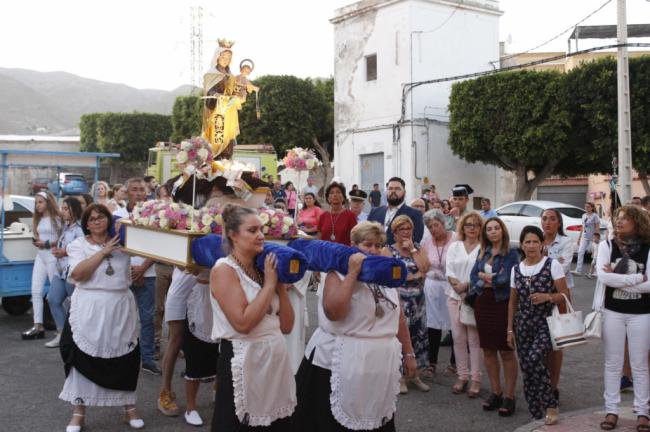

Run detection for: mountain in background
[[0, 67, 196, 135]]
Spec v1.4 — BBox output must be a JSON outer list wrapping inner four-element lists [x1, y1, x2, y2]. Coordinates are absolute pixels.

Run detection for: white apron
[[211, 257, 296, 426]]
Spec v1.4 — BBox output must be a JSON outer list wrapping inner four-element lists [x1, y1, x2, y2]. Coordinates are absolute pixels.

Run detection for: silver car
[[495, 200, 591, 248]]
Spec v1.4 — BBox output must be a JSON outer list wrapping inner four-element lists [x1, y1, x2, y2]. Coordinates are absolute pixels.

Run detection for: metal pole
[[617, 0, 633, 204]]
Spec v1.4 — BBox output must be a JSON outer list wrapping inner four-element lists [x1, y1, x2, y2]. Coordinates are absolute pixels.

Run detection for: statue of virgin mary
[[202, 39, 240, 159]]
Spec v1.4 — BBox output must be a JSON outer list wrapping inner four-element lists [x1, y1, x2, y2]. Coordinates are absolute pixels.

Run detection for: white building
[[331, 0, 514, 205]]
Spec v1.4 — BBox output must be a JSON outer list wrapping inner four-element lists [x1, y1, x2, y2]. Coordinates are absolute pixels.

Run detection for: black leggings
[[427, 328, 455, 366]]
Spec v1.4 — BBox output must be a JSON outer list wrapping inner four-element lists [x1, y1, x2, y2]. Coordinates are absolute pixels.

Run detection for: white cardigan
[[592, 239, 650, 311]]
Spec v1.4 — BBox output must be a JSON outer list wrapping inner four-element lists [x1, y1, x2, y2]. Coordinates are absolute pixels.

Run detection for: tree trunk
[[513, 161, 558, 201], [312, 137, 333, 201], [638, 169, 650, 196]]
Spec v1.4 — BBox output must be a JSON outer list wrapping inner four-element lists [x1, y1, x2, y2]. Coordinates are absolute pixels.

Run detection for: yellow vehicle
[[147, 142, 278, 184]]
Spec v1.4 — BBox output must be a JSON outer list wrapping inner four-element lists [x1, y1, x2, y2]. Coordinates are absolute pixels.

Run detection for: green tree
[[95, 112, 171, 182], [238, 75, 330, 156], [79, 113, 101, 152], [171, 96, 202, 143], [565, 56, 650, 195], [448, 70, 571, 200]]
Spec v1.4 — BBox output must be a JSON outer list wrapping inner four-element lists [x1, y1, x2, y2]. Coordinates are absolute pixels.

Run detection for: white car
[[495, 200, 589, 248]]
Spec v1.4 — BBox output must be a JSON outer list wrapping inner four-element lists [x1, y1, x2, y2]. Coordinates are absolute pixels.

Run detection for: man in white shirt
[[301, 176, 318, 199], [367, 177, 424, 244], [114, 177, 160, 375]]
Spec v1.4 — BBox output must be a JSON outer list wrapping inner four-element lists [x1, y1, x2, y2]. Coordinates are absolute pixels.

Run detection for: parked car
[[28, 177, 50, 195], [495, 200, 596, 248], [4, 195, 35, 228], [48, 172, 89, 196]]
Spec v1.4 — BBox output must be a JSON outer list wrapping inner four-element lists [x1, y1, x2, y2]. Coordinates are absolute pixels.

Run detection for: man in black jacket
[[367, 177, 424, 244]]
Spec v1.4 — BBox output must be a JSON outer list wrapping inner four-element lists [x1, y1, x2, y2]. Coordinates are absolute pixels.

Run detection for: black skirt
[[183, 319, 219, 381], [293, 352, 396, 432], [59, 317, 140, 391], [211, 339, 294, 432]]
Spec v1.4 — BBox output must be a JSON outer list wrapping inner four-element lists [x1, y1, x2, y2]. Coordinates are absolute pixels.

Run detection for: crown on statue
[[218, 39, 235, 49]]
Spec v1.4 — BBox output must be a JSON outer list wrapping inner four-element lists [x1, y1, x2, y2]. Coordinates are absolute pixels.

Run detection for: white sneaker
[[45, 333, 61, 348], [185, 410, 203, 426]]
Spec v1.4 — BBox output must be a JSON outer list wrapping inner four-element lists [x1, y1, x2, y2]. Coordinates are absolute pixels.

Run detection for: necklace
[[368, 284, 397, 318], [87, 235, 114, 276], [229, 253, 263, 285], [329, 210, 343, 241], [434, 235, 448, 267]]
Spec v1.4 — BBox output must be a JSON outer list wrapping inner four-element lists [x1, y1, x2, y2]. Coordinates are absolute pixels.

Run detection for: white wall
[[333, 0, 510, 204]]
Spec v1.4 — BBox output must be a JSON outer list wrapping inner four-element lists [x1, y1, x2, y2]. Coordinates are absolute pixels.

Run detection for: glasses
[[88, 215, 108, 224], [464, 223, 479, 229]]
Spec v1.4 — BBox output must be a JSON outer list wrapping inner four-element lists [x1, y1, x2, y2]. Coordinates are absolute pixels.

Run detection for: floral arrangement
[[193, 206, 224, 234], [258, 208, 298, 238], [131, 200, 196, 230], [282, 147, 321, 171], [175, 137, 257, 181], [130, 200, 297, 239]]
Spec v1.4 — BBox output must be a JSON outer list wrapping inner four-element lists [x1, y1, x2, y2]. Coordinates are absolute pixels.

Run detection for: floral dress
[[513, 258, 558, 419], [388, 244, 428, 369]]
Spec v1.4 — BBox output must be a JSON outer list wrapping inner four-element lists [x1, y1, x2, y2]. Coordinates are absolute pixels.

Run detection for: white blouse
[[306, 273, 400, 370], [211, 256, 281, 341], [66, 237, 131, 290], [509, 257, 565, 287], [445, 240, 480, 300]]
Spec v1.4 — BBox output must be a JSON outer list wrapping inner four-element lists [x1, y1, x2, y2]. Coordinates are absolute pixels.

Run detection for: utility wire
[[499, 0, 613, 61], [400, 42, 650, 123]]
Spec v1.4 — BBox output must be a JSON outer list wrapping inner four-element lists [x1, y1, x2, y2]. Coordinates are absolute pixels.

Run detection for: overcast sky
[[1, 0, 648, 90]]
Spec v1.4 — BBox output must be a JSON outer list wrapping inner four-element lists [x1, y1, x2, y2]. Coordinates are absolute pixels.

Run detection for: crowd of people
[[18, 173, 650, 431]]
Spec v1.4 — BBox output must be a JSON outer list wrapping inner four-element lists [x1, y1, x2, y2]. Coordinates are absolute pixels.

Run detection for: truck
[[146, 142, 278, 184]]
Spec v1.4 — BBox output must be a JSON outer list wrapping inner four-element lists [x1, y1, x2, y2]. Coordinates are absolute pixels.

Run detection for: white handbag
[[459, 302, 476, 327], [546, 293, 587, 350], [583, 310, 603, 340]]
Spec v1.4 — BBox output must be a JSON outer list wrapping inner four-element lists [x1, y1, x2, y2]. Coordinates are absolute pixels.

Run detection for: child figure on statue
[[235, 59, 259, 103]]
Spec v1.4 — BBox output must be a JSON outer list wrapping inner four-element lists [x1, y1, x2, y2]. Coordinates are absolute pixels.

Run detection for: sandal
[[445, 364, 457, 376], [482, 393, 503, 411], [498, 397, 516, 417], [637, 415, 650, 432], [600, 413, 618, 430], [467, 380, 481, 398], [545, 407, 560, 425], [452, 379, 468, 394], [420, 364, 436, 378]]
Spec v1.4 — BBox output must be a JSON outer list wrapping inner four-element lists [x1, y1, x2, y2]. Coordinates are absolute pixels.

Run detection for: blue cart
[[0, 149, 119, 315]]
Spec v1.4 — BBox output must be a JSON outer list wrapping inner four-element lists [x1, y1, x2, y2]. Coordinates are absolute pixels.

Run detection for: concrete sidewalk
[[515, 404, 643, 432]]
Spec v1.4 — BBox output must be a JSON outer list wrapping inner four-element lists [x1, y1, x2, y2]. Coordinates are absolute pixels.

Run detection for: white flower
[[281, 224, 289, 234], [202, 225, 211, 233], [176, 150, 189, 163], [171, 203, 181, 211], [198, 148, 209, 161], [283, 217, 294, 226], [191, 222, 200, 232], [215, 214, 223, 225], [258, 213, 270, 225], [180, 141, 192, 151], [149, 215, 157, 225], [137, 217, 148, 225], [184, 165, 196, 176], [263, 226, 269, 234], [307, 159, 316, 170], [158, 210, 166, 219], [271, 217, 279, 224], [202, 214, 213, 226], [159, 217, 169, 229]]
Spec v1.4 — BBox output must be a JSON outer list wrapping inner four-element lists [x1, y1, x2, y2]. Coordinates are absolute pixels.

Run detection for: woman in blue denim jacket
[[469, 217, 519, 416]]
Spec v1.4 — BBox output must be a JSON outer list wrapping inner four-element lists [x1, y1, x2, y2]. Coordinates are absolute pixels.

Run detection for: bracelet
[[507, 330, 514, 334], [404, 352, 416, 358]]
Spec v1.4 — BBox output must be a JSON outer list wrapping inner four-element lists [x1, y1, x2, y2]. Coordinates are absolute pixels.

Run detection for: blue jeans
[[132, 277, 156, 364], [46, 275, 74, 331]]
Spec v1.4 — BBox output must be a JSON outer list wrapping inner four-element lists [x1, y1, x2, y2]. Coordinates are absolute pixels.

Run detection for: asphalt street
[[0, 272, 620, 432]]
